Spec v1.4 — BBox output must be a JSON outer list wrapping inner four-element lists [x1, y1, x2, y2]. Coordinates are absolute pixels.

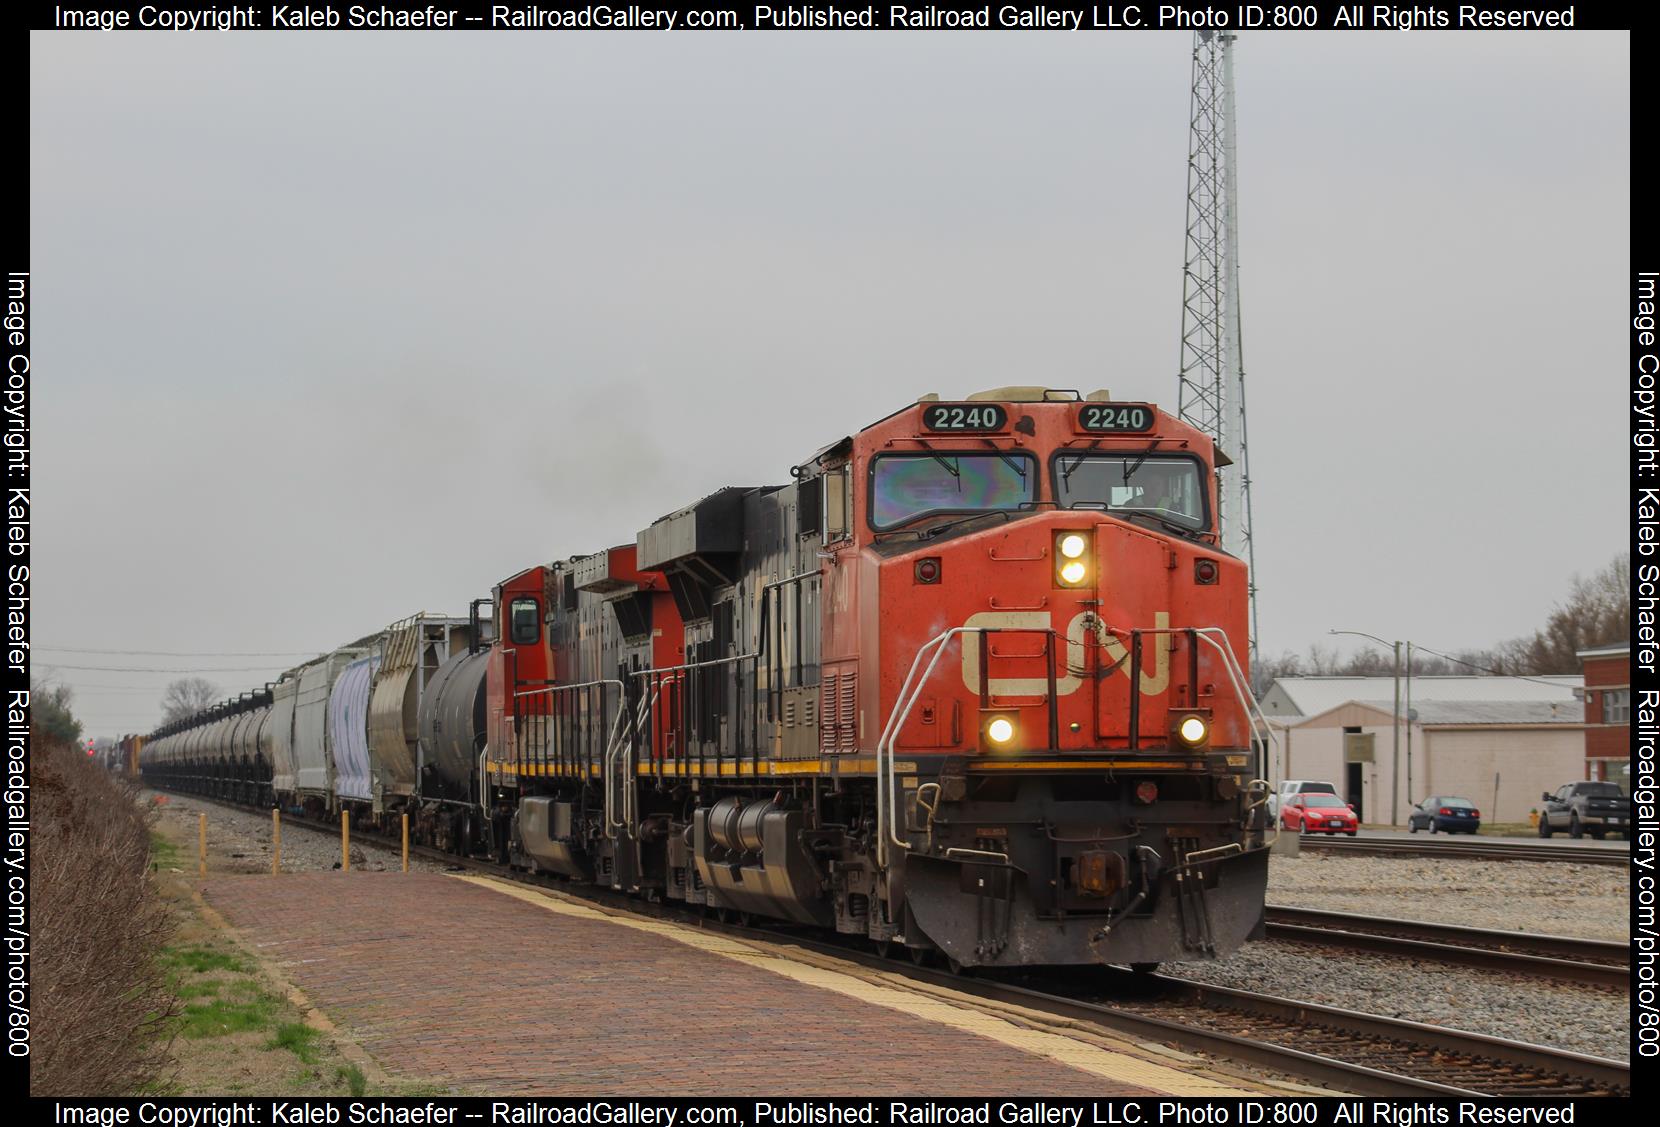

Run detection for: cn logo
[[960, 611, 1171, 697]]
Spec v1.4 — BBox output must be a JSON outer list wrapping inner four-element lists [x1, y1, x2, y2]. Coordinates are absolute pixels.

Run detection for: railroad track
[[1298, 836, 1628, 866], [1264, 906, 1629, 989], [163, 791, 1630, 1098]]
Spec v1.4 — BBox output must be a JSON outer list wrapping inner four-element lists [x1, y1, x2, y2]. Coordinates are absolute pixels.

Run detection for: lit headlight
[[1171, 713, 1210, 748], [1055, 531, 1091, 587], [987, 717, 1015, 744]]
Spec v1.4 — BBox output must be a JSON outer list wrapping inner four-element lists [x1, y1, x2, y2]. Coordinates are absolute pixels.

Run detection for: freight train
[[141, 388, 1276, 970]]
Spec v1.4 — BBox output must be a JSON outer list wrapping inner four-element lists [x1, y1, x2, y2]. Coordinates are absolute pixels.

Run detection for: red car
[[1281, 794, 1358, 835]]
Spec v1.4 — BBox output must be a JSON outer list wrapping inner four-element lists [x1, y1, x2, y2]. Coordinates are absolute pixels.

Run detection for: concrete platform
[[203, 872, 1269, 1096]]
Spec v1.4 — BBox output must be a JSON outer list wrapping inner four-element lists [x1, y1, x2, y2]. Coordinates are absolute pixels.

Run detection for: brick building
[[1577, 642, 1630, 790]]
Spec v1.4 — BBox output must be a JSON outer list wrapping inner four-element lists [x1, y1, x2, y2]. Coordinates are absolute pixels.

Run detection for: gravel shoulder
[[1265, 851, 1628, 941], [1162, 850, 1631, 1062]]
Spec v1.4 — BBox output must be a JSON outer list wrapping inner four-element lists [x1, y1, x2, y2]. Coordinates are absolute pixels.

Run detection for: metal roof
[[1261, 675, 1582, 718], [1354, 699, 1582, 725]]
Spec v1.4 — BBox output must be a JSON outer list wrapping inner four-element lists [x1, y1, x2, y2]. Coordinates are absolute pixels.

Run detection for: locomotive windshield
[[1054, 454, 1207, 532], [869, 452, 1036, 530]]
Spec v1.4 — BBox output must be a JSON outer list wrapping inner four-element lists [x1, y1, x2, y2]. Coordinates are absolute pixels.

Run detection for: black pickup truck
[[1538, 781, 1631, 840]]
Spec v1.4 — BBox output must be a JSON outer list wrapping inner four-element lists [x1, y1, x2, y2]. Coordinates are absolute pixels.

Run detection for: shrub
[[30, 731, 176, 1095]]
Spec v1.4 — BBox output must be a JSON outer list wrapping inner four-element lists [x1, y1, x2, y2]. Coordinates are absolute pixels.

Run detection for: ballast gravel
[[146, 791, 454, 875], [1162, 850, 1631, 1062], [1265, 851, 1628, 941]]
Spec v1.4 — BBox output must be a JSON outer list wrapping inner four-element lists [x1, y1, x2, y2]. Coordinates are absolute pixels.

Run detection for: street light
[[1329, 629, 1402, 826]]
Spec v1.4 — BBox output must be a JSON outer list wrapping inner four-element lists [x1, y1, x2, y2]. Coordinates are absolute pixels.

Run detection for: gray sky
[[30, 30, 1629, 737]]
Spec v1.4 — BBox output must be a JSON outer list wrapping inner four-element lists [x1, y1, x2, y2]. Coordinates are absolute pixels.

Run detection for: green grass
[[174, 979, 225, 1000], [162, 946, 253, 976], [177, 995, 281, 1040], [335, 1065, 368, 1097], [267, 1023, 323, 1065], [150, 832, 183, 870]]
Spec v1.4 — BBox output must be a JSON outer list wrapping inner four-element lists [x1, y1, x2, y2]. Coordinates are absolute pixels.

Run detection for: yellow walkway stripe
[[453, 875, 1265, 1097]]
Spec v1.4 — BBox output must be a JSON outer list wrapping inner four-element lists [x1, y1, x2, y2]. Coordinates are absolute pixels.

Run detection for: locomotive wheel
[[736, 912, 755, 927], [945, 956, 968, 976], [1130, 962, 1161, 975], [874, 940, 893, 960], [908, 946, 931, 967]]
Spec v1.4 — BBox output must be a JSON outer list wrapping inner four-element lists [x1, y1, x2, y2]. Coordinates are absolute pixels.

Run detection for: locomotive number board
[[1077, 403, 1156, 433], [922, 403, 1009, 432]]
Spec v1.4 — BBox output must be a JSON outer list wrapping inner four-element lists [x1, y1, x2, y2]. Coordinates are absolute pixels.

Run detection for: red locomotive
[[144, 388, 1273, 970]]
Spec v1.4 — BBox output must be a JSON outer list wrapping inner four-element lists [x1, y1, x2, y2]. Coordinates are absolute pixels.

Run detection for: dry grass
[[30, 733, 177, 1095]]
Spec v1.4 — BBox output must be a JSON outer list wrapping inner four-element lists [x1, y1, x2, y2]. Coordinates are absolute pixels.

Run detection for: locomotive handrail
[[879, 622, 1279, 870], [1092, 623, 1281, 785], [514, 677, 626, 785], [875, 626, 1059, 869]]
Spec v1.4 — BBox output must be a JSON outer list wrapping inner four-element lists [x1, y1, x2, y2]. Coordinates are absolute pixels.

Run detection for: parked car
[[1539, 781, 1631, 840], [1408, 796, 1481, 834], [1270, 779, 1339, 816], [1280, 793, 1358, 835]]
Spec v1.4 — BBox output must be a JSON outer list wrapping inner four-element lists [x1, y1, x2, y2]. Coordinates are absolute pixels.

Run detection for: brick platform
[[203, 872, 1258, 1096]]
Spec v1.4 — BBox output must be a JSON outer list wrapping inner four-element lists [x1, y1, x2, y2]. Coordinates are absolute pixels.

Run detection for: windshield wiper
[[929, 454, 960, 479], [1119, 440, 1163, 485]]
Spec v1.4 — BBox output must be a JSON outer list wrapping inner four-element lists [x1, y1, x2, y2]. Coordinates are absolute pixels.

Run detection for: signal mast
[[1176, 29, 1259, 665]]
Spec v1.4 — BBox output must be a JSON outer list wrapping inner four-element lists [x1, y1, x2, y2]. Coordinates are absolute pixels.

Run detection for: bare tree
[[1496, 553, 1631, 674], [159, 677, 220, 724]]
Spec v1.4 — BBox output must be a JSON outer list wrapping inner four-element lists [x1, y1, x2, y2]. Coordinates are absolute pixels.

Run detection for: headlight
[[987, 717, 1015, 744], [1171, 712, 1211, 748], [1055, 531, 1091, 587]]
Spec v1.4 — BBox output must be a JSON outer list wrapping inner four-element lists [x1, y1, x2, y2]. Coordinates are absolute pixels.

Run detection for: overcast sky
[[30, 30, 1629, 736]]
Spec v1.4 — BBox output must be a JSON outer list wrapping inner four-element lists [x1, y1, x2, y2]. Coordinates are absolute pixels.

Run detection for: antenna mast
[[1176, 30, 1259, 664]]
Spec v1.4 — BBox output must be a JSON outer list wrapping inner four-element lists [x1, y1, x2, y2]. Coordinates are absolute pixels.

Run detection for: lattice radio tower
[[1176, 29, 1259, 663]]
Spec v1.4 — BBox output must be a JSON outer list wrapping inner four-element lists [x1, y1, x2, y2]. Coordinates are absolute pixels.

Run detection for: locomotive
[[142, 388, 1274, 970]]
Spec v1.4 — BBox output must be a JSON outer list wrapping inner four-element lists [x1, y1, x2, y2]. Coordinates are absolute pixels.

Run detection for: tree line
[[1254, 552, 1630, 691]]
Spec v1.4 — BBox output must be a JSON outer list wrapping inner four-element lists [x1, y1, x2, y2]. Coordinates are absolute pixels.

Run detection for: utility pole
[[1178, 30, 1259, 665]]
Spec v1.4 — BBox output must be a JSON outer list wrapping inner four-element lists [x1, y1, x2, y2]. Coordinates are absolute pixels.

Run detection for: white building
[[1259, 676, 1586, 826]]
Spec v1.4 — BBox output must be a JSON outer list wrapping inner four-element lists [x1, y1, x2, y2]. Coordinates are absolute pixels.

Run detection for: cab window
[[509, 597, 540, 645], [1053, 453, 1208, 532], [869, 452, 1036, 531]]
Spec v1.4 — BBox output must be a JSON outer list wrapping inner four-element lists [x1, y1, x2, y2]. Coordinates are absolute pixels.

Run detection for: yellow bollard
[[198, 813, 207, 878], [341, 810, 350, 872], [401, 813, 409, 873], [272, 808, 281, 874]]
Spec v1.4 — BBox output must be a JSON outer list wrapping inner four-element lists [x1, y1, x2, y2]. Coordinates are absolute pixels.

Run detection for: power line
[[1411, 644, 1581, 690], [37, 646, 316, 658]]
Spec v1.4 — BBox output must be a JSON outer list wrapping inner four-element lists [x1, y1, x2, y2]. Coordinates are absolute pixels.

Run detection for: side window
[[1605, 688, 1630, 724], [822, 464, 852, 543], [509, 597, 540, 646]]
